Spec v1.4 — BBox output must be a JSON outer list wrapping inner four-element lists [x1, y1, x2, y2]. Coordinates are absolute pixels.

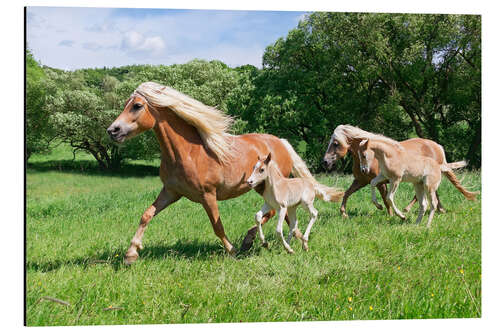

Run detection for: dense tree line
[[26, 12, 481, 171]]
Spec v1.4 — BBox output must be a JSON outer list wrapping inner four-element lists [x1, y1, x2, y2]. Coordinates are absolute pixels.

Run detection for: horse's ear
[[360, 139, 369, 147], [264, 153, 272, 164]]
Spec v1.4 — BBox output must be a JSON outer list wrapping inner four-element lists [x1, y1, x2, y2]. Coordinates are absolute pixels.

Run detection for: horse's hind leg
[[302, 202, 318, 251], [414, 183, 427, 225], [436, 191, 446, 213], [202, 193, 236, 255], [404, 196, 418, 213], [125, 188, 180, 265], [426, 190, 439, 228], [286, 207, 298, 244]]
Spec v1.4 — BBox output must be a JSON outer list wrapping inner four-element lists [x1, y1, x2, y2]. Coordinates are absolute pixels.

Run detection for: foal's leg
[[286, 207, 298, 244], [125, 188, 180, 265], [202, 193, 236, 255], [404, 196, 418, 213], [426, 190, 439, 228], [340, 179, 365, 218], [436, 191, 446, 213], [255, 203, 272, 248], [276, 207, 294, 254], [386, 180, 406, 220], [377, 183, 394, 216], [302, 202, 319, 252], [413, 183, 427, 225], [370, 174, 386, 210]]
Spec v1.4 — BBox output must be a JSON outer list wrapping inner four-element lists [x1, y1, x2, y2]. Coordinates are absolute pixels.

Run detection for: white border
[[5, 1, 499, 332]]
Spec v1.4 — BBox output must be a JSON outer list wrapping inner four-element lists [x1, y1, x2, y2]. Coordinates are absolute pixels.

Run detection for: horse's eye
[[333, 142, 338, 146], [259, 168, 264, 173], [133, 103, 143, 110]]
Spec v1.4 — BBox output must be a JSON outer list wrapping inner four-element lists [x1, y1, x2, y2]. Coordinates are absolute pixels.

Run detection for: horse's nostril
[[107, 125, 120, 135]]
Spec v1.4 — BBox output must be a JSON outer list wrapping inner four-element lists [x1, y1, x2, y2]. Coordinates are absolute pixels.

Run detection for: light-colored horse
[[358, 138, 461, 227], [107, 82, 343, 263], [323, 125, 478, 217], [247, 153, 318, 253]]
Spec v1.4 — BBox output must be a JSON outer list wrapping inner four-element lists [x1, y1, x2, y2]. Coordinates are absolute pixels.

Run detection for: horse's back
[[401, 138, 445, 165], [236, 133, 294, 176], [215, 133, 294, 200]]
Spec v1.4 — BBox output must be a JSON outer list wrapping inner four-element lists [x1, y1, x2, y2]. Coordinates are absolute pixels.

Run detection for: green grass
[[26, 146, 481, 325]]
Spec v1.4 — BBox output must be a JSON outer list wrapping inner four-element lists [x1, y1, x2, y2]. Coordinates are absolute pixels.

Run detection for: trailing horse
[[107, 82, 343, 263], [358, 137, 450, 227], [322, 125, 478, 218]]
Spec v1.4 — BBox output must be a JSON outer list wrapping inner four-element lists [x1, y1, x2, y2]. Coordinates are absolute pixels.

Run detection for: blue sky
[[26, 7, 308, 70]]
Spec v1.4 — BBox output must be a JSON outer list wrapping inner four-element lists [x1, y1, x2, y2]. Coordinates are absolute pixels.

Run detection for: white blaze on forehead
[[328, 135, 335, 149], [253, 161, 262, 170]]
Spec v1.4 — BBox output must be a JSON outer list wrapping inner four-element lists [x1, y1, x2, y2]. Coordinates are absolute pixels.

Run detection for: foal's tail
[[440, 161, 479, 201], [280, 139, 344, 202]]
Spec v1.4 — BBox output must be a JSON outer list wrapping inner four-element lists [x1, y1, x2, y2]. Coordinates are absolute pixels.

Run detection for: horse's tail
[[280, 139, 344, 202], [440, 161, 479, 201]]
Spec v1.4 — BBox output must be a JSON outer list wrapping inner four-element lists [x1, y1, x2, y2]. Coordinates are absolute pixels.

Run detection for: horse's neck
[[371, 141, 401, 168], [265, 163, 285, 199], [153, 108, 204, 164]]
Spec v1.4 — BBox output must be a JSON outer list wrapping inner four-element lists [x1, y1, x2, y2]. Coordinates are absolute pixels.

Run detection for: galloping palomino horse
[[357, 137, 463, 227], [107, 82, 343, 264], [322, 125, 478, 218]]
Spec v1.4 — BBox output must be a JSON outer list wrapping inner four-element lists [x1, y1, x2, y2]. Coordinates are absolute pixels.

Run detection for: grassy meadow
[[26, 145, 481, 326]]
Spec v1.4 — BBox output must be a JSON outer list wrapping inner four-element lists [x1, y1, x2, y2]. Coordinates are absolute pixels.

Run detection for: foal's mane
[[135, 81, 234, 163], [333, 125, 403, 150]]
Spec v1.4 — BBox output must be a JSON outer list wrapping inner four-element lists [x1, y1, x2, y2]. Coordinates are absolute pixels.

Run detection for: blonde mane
[[135, 81, 234, 163], [333, 125, 403, 150]]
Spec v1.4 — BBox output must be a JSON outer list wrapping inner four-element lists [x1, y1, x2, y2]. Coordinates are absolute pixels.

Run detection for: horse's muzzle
[[322, 156, 336, 171], [107, 123, 127, 142]]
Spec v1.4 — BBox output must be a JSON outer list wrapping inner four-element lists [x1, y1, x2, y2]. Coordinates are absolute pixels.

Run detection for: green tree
[[26, 49, 55, 160], [240, 13, 481, 171]]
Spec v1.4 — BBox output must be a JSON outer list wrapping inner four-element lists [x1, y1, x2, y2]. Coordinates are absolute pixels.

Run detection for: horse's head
[[322, 133, 349, 170], [357, 139, 374, 175], [107, 93, 156, 143], [247, 153, 272, 188]]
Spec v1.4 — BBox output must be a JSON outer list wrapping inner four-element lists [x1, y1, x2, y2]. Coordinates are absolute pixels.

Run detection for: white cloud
[[121, 31, 165, 55]]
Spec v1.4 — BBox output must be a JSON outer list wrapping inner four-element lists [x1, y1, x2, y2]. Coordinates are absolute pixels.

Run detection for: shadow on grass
[[27, 159, 159, 178], [26, 239, 226, 273]]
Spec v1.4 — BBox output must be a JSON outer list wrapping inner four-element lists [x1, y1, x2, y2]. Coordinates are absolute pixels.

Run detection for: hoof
[[374, 203, 383, 210], [399, 215, 407, 220], [227, 246, 237, 256], [124, 251, 139, 265], [262, 241, 269, 249], [287, 249, 295, 254], [302, 242, 309, 252], [403, 207, 411, 213], [438, 208, 446, 214], [341, 212, 349, 219], [240, 229, 257, 252]]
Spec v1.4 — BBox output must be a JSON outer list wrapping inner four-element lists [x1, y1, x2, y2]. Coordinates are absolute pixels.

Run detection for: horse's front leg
[[255, 203, 272, 248], [125, 188, 180, 265], [276, 207, 294, 254], [370, 174, 386, 210], [202, 193, 236, 255], [386, 179, 406, 220], [340, 178, 365, 218]]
